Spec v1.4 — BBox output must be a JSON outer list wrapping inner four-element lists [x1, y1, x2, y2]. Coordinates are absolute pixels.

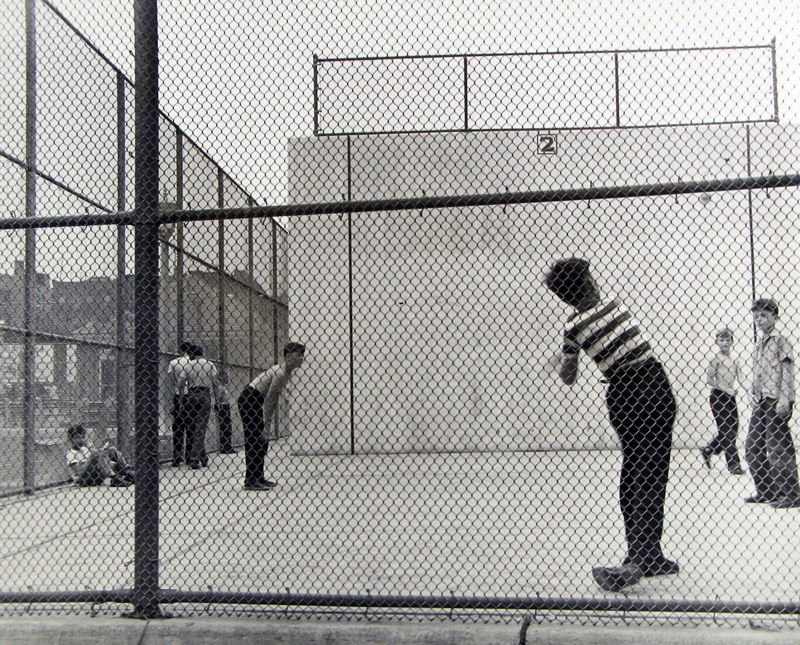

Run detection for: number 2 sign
[[537, 134, 558, 155]]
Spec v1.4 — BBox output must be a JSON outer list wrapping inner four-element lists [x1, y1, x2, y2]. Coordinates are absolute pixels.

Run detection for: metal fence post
[[116, 72, 130, 457], [175, 130, 184, 346], [132, 0, 162, 619], [247, 199, 254, 382], [217, 167, 225, 370], [22, 0, 38, 493]]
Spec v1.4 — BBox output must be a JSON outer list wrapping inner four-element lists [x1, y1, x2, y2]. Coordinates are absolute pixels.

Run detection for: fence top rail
[[0, 174, 795, 229], [316, 42, 773, 64]]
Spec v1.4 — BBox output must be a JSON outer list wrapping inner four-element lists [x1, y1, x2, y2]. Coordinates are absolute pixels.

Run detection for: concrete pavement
[[0, 616, 799, 644]]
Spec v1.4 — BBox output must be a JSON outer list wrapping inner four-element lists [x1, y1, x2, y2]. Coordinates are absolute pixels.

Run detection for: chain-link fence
[[2, 0, 800, 630]]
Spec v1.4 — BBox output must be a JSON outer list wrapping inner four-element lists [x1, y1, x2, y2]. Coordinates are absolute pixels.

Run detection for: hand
[[776, 399, 793, 420], [546, 352, 562, 371]]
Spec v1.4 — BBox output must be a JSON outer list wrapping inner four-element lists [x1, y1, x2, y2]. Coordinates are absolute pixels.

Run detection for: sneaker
[[219, 449, 237, 454], [592, 563, 643, 592], [641, 558, 680, 578], [744, 495, 774, 503], [243, 482, 275, 491], [109, 478, 133, 488], [728, 466, 746, 476], [699, 447, 712, 469], [170, 460, 183, 467], [622, 557, 680, 578], [771, 497, 800, 509]]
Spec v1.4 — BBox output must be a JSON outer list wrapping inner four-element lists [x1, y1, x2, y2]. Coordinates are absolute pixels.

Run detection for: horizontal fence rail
[[0, 173, 795, 228]]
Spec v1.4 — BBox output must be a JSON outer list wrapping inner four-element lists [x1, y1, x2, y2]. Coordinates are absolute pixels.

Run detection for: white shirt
[[184, 358, 218, 389], [167, 356, 192, 395]]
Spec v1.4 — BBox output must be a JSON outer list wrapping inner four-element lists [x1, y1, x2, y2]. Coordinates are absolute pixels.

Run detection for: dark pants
[[238, 385, 269, 486], [607, 358, 676, 567], [172, 394, 189, 464], [184, 387, 212, 467], [745, 398, 800, 500], [704, 389, 742, 471], [216, 402, 235, 452], [76, 447, 135, 486]]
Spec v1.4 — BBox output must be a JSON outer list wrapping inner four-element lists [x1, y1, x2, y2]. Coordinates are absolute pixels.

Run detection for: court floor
[[1, 444, 799, 608]]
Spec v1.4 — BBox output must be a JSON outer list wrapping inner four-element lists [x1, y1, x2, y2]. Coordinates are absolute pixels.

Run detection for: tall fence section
[[2, 0, 800, 629], [0, 0, 288, 496]]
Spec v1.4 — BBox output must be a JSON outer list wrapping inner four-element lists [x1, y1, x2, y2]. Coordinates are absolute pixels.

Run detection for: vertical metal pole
[[463, 56, 469, 132], [22, 0, 37, 493], [770, 38, 779, 123], [614, 52, 621, 127], [116, 72, 130, 456], [746, 125, 757, 343], [175, 131, 184, 345], [271, 220, 279, 365], [217, 168, 225, 370], [271, 218, 279, 437], [312, 54, 319, 136], [132, 0, 162, 619], [347, 135, 355, 456], [247, 199, 254, 382]]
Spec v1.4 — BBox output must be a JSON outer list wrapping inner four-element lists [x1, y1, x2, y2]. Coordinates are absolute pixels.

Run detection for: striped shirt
[[564, 299, 654, 378]]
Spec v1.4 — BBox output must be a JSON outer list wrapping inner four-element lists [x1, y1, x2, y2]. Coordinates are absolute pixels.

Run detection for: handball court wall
[[286, 123, 800, 455]]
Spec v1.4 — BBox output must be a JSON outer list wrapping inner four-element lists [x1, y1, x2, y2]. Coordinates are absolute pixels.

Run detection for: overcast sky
[[3, 0, 795, 206]]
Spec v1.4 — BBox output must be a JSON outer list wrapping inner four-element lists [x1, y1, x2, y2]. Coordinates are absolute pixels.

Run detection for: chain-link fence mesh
[[2, 0, 800, 630]]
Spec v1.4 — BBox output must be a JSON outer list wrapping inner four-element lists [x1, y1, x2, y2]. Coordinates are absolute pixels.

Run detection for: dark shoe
[[592, 563, 643, 592], [641, 558, 680, 578], [244, 482, 274, 491], [771, 497, 800, 509], [700, 447, 712, 469], [728, 466, 746, 476], [745, 494, 774, 503], [170, 460, 183, 467], [188, 462, 203, 470], [622, 556, 680, 578], [219, 449, 237, 454], [109, 477, 133, 488]]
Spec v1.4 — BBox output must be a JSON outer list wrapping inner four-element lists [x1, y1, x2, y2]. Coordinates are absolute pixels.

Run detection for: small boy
[[700, 328, 746, 475], [65, 424, 135, 487], [544, 258, 678, 592], [237, 342, 305, 491], [744, 298, 800, 508]]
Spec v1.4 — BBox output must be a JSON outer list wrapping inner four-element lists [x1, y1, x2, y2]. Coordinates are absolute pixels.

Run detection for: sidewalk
[[0, 615, 799, 644]]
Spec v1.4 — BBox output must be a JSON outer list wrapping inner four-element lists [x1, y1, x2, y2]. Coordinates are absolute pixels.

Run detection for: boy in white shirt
[[700, 328, 746, 474], [237, 342, 305, 491]]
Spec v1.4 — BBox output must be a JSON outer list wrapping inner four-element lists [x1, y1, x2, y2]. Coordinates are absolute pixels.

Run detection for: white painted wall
[[287, 123, 800, 454]]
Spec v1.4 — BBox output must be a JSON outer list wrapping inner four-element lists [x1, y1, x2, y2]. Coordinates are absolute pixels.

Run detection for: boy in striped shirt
[[544, 257, 679, 592]]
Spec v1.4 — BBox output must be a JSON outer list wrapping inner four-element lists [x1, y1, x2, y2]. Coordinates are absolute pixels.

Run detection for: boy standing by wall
[[700, 328, 745, 475], [745, 298, 800, 509], [238, 342, 305, 491]]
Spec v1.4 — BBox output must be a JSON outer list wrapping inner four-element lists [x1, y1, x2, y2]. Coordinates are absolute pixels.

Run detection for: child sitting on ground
[[65, 424, 135, 487]]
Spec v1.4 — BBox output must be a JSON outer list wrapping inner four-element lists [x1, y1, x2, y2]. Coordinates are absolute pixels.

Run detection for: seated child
[[65, 424, 135, 487]]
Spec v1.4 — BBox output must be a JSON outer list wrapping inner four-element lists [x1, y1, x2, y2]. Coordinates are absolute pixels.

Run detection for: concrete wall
[[287, 123, 800, 454]]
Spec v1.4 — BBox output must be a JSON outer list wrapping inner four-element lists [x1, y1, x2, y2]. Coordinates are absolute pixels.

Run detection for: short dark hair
[[178, 341, 193, 354], [716, 327, 734, 339], [188, 344, 203, 359], [284, 342, 306, 356], [544, 258, 594, 307], [752, 298, 779, 316], [67, 424, 86, 440]]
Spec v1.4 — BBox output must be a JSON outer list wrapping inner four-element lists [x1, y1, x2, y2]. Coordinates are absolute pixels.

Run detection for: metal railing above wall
[[313, 43, 779, 136]]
